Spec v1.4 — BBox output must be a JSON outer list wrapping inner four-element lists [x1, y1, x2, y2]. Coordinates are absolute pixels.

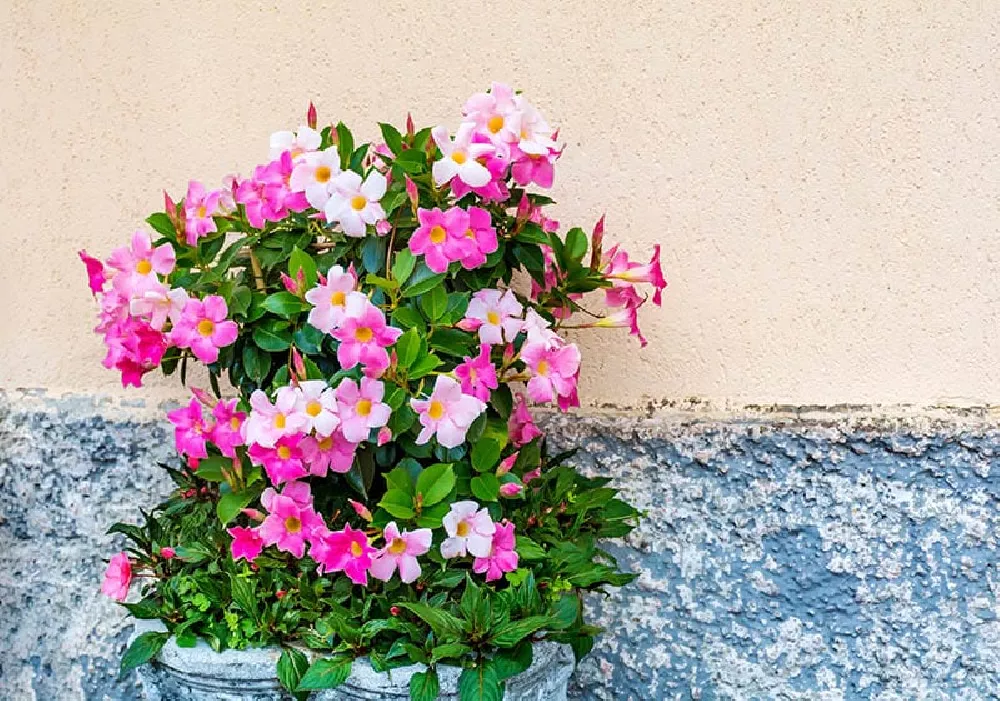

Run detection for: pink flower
[[107, 230, 175, 295], [581, 304, 647, 347], [431, 123, 494, 188], [166, 398, 212, 459], [499, 482, 523, 498], [269, 126, 321, 160], [79, 250, 106, 295], [324, 171, 387, 237], [454, 344, 498, 402], [472, 521, 519, 582], [521, 341, 581, 407], [235, 153, 308, 229], [300, 429, 357, 475], [408, 207, 474, 274], [289, 148, 340, 210], [160, 546, 176, 559], [304, 265, 357, 333], [335, 377, 391, 443], [170, 295, 238, 364], [295, 380, 339, 437], [228, 527, 264, 562], [183, 181, 224, 245], [440, 501, 495, 558], [508, 393, 544, 447], [465, 289, 523, 345], [99, 309, 169, 388], [511, 150, 558, 189], [248, 433, 308, 484], [259, 493, 324, 559], [262, 480, 313, 510], [243, 387, 309, 448], [101, 552, 132, 601], [331, 294, 402, 377], [521, 308, 561, 349], [602, 244, 667, 306], [449, 133, 511, 204], [411, 375, 486, 449], [370, 522, 433, 584], [311, 524, 376, 585], [463, 82, 520, 148], [210, 398, 246, 458], [129, 285, 189, 331], [458, 207, 499, 270]]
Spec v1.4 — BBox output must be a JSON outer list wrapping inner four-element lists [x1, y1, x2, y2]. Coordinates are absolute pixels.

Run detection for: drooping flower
[[465, 289, 523, 345], [101, 552, 132, 601], [431, 123, 494, 188], [295, 380, 339, 437], [454, 344, 498, 401], [243, 386, 309, 448], [166, 398, 212, 459], [370, 522, 433, 584], [248, 433, 308, 484], [310, 523, 376, 585], [520, 341, 582, 407], [289, 148, 340, 210], [210, 398, 246, 458], [79, 250, 107, 295], [331, 294, 402, 377], [228, 526, 264, 562], [269, 126, 322, 160], [324, 171, 387, 237], [335, 377, 391, 443], [508, 393, 544, 447], [106, 230, 175, 295], [170, 295, 238, 364], [411, 375, 486, 448], [259, 492, 324, 558], [183, 181, 225, 245], [304, 264, 357, 333], [300, 430, 357, 476], [472, 521, 519, 581], [578, 304, 647, 347], [458, 207, 499, 270], [408, 207, 474, 274], [440, 501, 495, 558], [602, 244, 667, 306]]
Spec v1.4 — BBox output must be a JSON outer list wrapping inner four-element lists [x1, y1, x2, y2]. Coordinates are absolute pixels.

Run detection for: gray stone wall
[[3, 391, 1000, 700]]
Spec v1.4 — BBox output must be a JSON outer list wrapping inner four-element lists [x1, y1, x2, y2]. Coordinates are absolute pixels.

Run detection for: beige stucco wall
[[2, 0, 999, 409]]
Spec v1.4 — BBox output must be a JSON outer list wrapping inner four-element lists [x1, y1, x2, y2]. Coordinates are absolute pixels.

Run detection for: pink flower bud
[[348, 499, 373, 522], [456, 317, 483, 332], [496, 452, 518, 476], [307, 102, 317, 130], [160, 547, 176, 560], [186, 456, 200, 471], [516, 193, 532, 222], [590, 214, 605, 268], [276, 589, 287, 600], [390, 605, 401, 616], [376, 219, 392, 236], [405, 113, 415, 137], [241, 508, 265, 522], [291, 347, 307, 380], [377, 427, 392, 446], [189, 386, 216, 408], [502, 343, 516, 365], [280, 272, 299, 294], [405, 176, 418, 212], [499, 482, 523, 497], [523, 468, 542, 482]]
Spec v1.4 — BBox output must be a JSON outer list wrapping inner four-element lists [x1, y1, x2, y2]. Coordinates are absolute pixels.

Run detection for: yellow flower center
[[536, 359, 549, 376], [350, 541, 363, 557], [197, 205, 207, 218], [456, 521, 470, 537], [486, 311, 500, 326], [487, 115, 504, 133], [330, 290, 346, 307], [428, 400, 445, 421], [429, 225, 447, 244], [277, 446, 292, 460], [451, 151, 467, 164], [230, 417, 241, 430], [318, 436, 333, 450], [306, 400, 323, 417], [356, 399, 372, 417], [197, 319, 215, 337], [350, 195, 367, 211], [273, 414, 287, 430], [315, 165, 332, 183], [465, 228, 476, 239], [135, 259, 152, 275], [469, 368, 477, 381], [284, 516, 301, 533], [388, 538, 408, 555], [355, 326, 373, 343]]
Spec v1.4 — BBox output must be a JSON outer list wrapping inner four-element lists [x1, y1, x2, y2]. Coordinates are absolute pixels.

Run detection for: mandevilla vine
[[84, 82, 666, 701]]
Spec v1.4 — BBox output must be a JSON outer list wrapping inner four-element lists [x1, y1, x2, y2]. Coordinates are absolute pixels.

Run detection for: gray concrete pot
[[136, 628, 574, 700]]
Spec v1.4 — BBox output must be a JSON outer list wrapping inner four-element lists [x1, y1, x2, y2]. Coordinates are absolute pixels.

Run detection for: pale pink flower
[[129, 284, 189, 331], [304, 265, 357, 333], [262, 480, 313, 510], [259, 493, 324, 559], [411, 375, 486, 449], [228, 526, 263, 562], [465, 289, 523, 345], [166, 398, 212, 459], [521, 341, 581, 407], [243, 387, 309, 448], [370, 522, 433, 584], [408, 207, 474, 274], [79, 250, 107, 295], [310, 524, 376, 585], [170, 295, 238, 364], [463, 82, 520, 148], [269, 126, 322, 160], [324, 171, 387, 237], [248, 433, 308, 485], [440, 501, 495, 558], [472, 521, 519, 582], [508, 393, 543, 447], [289, 148, 340, 210], [331, 294, 402, 377], [107, 230, 175, 295], [183, 181, 224, 245], [431, 123, 494, 188], [101, 552, 132, 601], [454, 344, 498, 402], [458, 207, 499, 270], [210, 398, 246, 458], [300, 429, 357, 476], [295, 380, 339, 437], [521, 308, 561, 349], [335, 377, 391, 443]]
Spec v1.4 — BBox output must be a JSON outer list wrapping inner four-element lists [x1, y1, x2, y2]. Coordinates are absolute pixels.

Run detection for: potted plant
[[83, 83, 666, 700]]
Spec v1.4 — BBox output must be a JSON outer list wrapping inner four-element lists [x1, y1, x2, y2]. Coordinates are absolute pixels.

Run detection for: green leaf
[[550, 593, 580, 630], [361, 235, 388, 274], [386, 464, 417, 494], [253, 324, 292, 352], [146, 212, 176, 239], [427, 328, 475, 357], [402, 262, 446, 297], [335, 122, 354, 170], [262, 291, 309, 319], [514, 536, 547, 561], [513, 222, 550, 246], [470, 473, 500, 502], [379, 122, 404, 155], [392, 305, 424, 329], [228, 286, 253, 317], [492, 643, 533, 680], [379, 488, 415, 519], [408, 353, 441, 379], [193, 456, 229, 482], [490, 616, 550, 647], [119, 631, 169, 679], [293, 324, 326, 354], [431, 642, 471, 663], [415, 463, 455, 507], [415, 501, 450, 529], [391, 248, 416, 283], [564, 227, 588, 263], [471, 439, 501, 473], [410, 669, 440, 701], [458, 662, 503, 701], [397, 602, 465, 640], [395, 327, 421, 369], [289, 246, 318, 288], [123, 597, 161, 620], [277, 648, 310, 696], [420, 284, 448, 321], [229, 574, 258, 619], [217, 488, 257, 524], [297, 654, 353, 691]]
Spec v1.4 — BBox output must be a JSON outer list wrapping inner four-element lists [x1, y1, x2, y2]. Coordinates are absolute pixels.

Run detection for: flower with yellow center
[[197, 319, 215, 337]]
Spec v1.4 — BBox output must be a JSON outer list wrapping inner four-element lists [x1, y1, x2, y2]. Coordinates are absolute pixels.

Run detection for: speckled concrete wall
[[5, 391, 1000, 700]]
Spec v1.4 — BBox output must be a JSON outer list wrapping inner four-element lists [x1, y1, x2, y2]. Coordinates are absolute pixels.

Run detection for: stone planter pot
[[136, 630, 575, 701]]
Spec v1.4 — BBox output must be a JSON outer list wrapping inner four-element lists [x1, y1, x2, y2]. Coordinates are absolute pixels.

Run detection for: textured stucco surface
[[6, 391, 1000, 700], [4, 1, 1000, 407]]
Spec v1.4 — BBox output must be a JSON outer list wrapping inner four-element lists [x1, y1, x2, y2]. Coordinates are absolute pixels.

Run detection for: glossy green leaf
[[415, 462, 455, 506]]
